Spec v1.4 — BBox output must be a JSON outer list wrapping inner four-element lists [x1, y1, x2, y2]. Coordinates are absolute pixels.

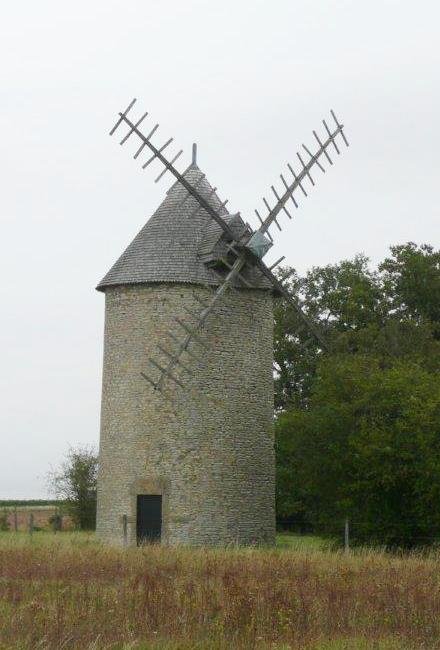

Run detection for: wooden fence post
[[14, 506, 18, 532], [122, 514, 128, 547], [28, 513, 34, 539], [344, 518, 350, 553]]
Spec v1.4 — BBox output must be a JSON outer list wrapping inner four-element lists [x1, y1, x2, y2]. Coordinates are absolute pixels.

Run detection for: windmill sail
[[109, 100, 236, 243], [108, 99, 348, 391], [146, 256, 249, 391], [255, 110, 348, 241]]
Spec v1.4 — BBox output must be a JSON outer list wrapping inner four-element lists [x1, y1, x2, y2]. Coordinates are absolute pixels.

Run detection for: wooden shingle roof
[[97, 165, 271, 292]]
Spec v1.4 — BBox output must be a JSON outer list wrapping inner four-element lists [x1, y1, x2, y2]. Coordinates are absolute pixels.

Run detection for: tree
[[276, 354, 440, 547], [274, 245, 440, 409], [275, 243, 440, 546], [49, 446, 98, 530], [302, 254, 386, 331], [274, 254, 387, 409], [380, 242, 440, 326], [273, 267, 320, 410]]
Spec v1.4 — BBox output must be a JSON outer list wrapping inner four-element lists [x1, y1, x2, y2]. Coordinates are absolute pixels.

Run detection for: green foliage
[[276, 355, 440, 546], [275, 243, 440, 547], [274, 255, 388, 410], [49, 446, 98, 530], [302, 254, 386, 330], [380, 242, 440, 325]]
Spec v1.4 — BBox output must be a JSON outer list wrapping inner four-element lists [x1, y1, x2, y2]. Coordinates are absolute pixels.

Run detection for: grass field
[[1, 531, 439, 649]]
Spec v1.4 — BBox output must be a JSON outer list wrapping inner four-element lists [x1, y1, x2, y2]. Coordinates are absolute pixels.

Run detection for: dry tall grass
[[0, 532, 439, 649]]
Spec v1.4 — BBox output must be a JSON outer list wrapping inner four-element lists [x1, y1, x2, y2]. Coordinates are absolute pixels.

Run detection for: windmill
[[96, 99, 348, 546]]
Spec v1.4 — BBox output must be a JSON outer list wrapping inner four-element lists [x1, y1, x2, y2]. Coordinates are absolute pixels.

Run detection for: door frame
[[129, 478, 169, 546]]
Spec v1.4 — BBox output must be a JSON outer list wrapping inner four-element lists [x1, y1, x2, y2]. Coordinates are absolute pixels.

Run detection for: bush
[[48, 446, 98, 530]]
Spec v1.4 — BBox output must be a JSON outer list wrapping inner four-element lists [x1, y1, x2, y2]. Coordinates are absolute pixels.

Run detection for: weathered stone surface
[[96, 283, 275, 546]]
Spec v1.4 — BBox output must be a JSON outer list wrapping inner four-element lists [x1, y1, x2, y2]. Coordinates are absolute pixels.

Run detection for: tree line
[[275, 242, 440, 546]]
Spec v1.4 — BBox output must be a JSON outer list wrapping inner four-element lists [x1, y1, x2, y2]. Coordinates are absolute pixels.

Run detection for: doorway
[[136, 494, 162, 544]]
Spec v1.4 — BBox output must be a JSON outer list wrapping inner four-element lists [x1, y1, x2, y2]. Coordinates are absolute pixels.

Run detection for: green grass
[[0, 529, 333, 551], [0, 529, 95, 546], [276, 532, 337, 551]]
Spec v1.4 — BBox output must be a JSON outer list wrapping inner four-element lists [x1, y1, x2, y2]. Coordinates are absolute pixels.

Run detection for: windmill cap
[[96, 166, 272, 292]]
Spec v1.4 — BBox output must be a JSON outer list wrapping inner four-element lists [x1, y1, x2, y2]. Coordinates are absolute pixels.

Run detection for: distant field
[[0, 503, 73, 532], [0, 500, 60, 507], [0, 531, 439, 649]]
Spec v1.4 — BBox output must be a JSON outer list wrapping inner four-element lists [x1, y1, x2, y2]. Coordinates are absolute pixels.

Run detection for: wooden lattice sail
[[104, 99, 348, 392]]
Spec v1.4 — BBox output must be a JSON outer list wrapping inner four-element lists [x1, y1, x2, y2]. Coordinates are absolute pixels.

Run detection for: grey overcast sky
[[1, 1, 439, 498]]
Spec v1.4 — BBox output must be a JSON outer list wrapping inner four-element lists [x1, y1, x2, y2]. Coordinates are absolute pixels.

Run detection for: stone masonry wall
[[96, 283, 275, 546]]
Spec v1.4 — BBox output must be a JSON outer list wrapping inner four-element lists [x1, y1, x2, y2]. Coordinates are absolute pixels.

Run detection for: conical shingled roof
[[97, 165, 271, 292]]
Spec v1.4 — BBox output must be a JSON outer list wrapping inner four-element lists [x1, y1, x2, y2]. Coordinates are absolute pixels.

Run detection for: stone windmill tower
[[96, 99, 348, 546]]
